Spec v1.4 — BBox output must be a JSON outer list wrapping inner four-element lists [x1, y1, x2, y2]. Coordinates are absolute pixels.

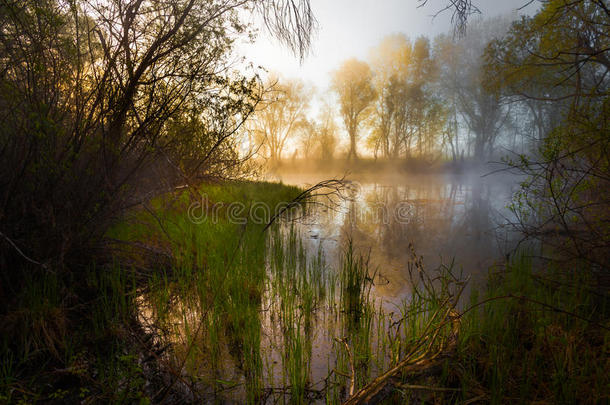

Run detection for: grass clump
[[451, 254, 610, 404], [0, 180, 304, 404]]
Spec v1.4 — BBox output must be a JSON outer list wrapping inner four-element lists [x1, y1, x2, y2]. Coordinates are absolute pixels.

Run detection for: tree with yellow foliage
[[331, 59, 376, 160]]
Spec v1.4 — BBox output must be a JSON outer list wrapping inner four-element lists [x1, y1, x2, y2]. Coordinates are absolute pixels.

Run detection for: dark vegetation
[[0, 0, 315, 402], [346, 253, 609, 404], [0, 0, 609, 403]]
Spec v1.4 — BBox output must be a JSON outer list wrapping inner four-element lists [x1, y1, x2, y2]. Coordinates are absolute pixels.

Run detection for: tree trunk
[[348, 128, 359, 160]]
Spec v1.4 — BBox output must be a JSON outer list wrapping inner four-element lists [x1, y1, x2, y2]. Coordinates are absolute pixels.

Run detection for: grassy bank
[[1, 180, 608, 404], [453, 255, 609, 404], [0, 180, 303, 404], [375, 254, 610, 404]]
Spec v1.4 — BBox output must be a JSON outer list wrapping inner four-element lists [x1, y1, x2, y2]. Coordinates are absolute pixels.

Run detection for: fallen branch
[[335, 337, 356, 396], [343, 249, 466, 405], [263, 178, 350, 232], [399, 383, 461, 392], [343, 309, 460, 405]]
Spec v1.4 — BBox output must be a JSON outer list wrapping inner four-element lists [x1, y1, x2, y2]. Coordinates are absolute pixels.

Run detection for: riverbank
[[1, 180, 607, 404], [0, 180, 304, 403], [265, 157, 502, 179]]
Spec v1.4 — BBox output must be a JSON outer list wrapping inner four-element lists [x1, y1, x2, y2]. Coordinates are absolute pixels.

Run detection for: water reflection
[[272, 171, 519, 299], [138, 170, 520, 403]]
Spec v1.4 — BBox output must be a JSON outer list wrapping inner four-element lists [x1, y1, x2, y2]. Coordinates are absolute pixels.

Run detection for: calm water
[[269, 170, 521, 297], [140, 169, 522, 402]]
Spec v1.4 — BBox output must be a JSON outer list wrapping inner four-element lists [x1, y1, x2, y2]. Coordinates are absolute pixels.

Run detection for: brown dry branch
[[263, 177, 351, 232], [335, 337, 356, 397], [343, 245, 467, 405], [343, 308, 461, 405]]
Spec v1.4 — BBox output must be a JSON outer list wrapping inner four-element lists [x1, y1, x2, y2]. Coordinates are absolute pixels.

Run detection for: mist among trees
[[249, 0, 609, 269], [250, 14, 530, 165]]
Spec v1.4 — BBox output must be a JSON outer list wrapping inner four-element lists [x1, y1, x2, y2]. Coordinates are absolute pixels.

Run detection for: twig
[[0, 230, 46, 269], [399, 383, 461, 392], [335, 337, 356, 397], [263, 178, 349, 232]]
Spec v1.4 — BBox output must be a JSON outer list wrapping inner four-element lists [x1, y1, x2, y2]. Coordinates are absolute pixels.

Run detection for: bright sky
[[239, 0, 539, 92]]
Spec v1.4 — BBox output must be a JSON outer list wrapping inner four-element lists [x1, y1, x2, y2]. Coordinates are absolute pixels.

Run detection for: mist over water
[[268, 166, 521, 299]]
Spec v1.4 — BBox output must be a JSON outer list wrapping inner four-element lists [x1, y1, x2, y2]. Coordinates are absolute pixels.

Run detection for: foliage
[[331, 58, 376, 160], [0, 0, 315, 400], [368, 34, 447, 161], [485, 0, 610, 267], [454, 254, 610, 404], [249, 75, 311, 162], [299, 100, 338, 161]]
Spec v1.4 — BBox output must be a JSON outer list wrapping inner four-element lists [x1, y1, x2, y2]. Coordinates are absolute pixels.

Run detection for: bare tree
[[249, 76, 311, 163]]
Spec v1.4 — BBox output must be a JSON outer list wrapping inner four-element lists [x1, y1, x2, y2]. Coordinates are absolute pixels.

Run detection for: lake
[[140, 168, 522, 403], [270, 169, 521, 296]]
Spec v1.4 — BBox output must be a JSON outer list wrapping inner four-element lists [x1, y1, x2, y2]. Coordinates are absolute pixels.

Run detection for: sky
[[239, 0, 540, 92]]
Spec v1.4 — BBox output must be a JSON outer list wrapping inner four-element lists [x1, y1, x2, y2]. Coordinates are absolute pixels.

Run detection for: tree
[[434, 34, 463, 162], [298, 118, 317, 160], [250, 76, 310, 162], [485, 0, 610, 267], [367, 34, 446, 161], [296, 100, 338, 160], [316, 101, 339, 161], [0, 0, 315, 269], [368, 34, 412, 159], [435, 16, 513, 161], [331, 59, 376, 160], [408, 36, 442, 159]]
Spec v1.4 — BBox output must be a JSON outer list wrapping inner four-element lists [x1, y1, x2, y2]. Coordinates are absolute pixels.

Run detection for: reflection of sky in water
[[138, 170, 523, 401], [271, 171, 521, 302]]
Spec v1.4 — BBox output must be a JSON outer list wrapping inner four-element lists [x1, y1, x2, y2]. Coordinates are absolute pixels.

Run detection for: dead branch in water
[[343, 245, 467, 405], [263, 177, 352, 232], [343, 309, 460, 405], [335, 337, 356, 397]]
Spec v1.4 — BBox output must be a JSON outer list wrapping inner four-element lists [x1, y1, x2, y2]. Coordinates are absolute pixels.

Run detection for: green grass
[[0, 262, 151, 404], [3, 180, 607, 404], [0, 180, 304, 404], [128, 181, 305, 403], [449, 253, 610, 404]]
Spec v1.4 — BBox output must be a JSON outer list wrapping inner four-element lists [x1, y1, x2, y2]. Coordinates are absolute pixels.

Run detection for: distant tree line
[[249, 15, 519, 164], [248, 0, 609, 267]]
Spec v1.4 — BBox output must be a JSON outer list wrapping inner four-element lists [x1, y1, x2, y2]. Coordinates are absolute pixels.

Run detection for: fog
[[240, 0, 539, 92], [267, 164, 522, 299]]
